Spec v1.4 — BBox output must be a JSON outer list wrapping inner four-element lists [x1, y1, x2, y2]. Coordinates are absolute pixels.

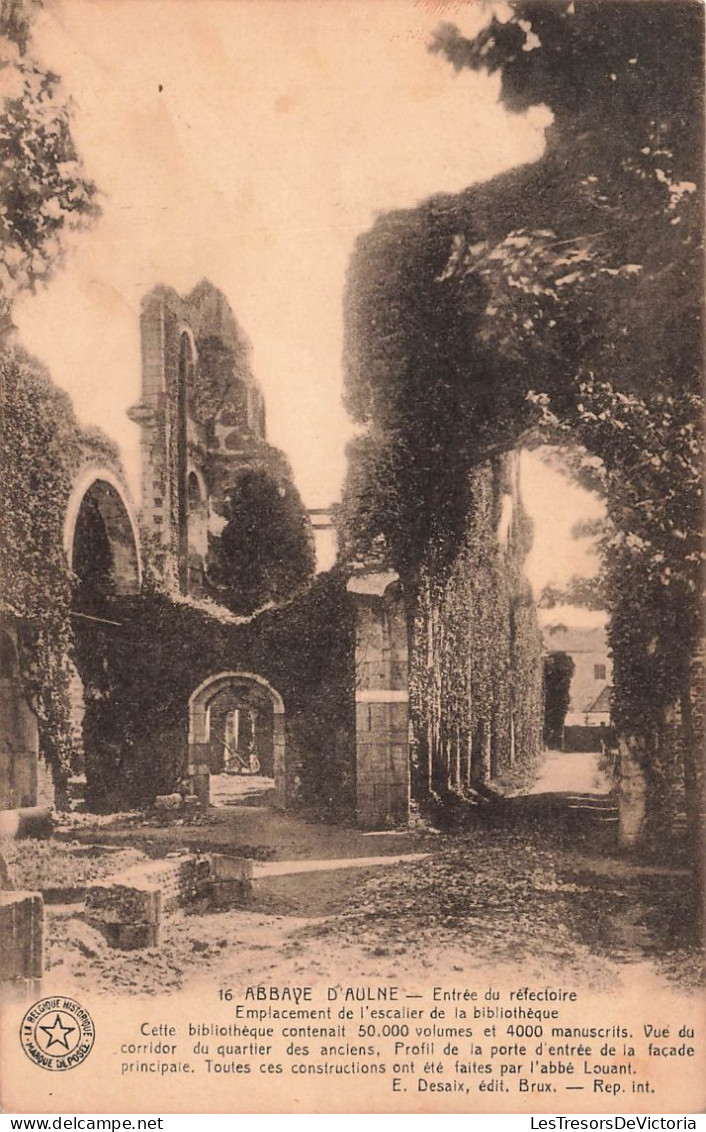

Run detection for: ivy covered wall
[[72, 573, 357, 816], [408, 454, 543, 802], [0, 347, 123, 805]]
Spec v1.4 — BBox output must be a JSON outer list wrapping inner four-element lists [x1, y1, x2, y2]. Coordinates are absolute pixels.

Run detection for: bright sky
[[13, 0, 599, 584], [520, 448, 605, 604]]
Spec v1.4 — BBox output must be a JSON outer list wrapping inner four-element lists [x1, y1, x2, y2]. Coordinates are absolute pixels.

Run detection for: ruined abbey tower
[[128, 280, 299, 595]]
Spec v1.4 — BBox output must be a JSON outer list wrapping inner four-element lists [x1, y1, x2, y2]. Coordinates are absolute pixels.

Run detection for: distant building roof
[[585, 685, 612, 714], [542, 623, 608, 654]]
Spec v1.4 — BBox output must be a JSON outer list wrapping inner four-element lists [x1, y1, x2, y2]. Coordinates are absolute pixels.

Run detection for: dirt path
[[57, 802, 433, 862], [39, 762, 701, 998], [529, 749, 611, 795]]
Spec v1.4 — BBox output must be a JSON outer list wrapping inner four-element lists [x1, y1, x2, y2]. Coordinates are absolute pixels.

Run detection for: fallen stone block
[[84, 853, 255, 948], [210, 855, 253, 883], [209, 855, 253, 908], [102, 922, 159, 951], [43, 884, 89, 905], [86, 882, 161, 925], [85, 855, 213, 948], [210, 879, 247, 907], [0, 807, 53, 841], [154, 793, 183, 811], [141, 856, 213, 912]]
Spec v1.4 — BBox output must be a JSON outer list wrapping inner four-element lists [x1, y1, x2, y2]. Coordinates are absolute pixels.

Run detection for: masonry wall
[[128, 281, 297, 597], [348, 574, 410, 827], [72, 573, 357, 817], [567, 650, 611, 721], [0, 621, 39, 810], [541, 625, 612, 726], [0, 890, 44, 996]]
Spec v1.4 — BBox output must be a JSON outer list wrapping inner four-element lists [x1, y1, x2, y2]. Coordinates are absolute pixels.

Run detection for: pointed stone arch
[[64, 467, 141, 595], [186, 465, 209, 594], [187, 671, 285, 808]]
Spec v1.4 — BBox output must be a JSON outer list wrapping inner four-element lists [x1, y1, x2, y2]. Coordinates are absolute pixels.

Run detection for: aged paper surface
[[1, 0, 704, 1116]]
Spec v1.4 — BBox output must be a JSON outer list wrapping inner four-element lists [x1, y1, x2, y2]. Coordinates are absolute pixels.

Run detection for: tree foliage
[[539, 575, 606, 612], [207, 468, 316, 615], [343, 0, 702, 545], [1, 0, 99, 331], [341, 0, 703, 840], [543, 650, 575, 748], [0, 0, 103, 804]]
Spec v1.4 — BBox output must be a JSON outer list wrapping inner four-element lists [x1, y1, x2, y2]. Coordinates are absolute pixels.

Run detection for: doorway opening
[[187, 671, 285, 809], [519, 443, 614, 800]]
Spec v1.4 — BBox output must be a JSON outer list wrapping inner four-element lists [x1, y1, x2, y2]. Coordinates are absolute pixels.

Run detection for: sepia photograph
[[0, 0, 703, 1115]]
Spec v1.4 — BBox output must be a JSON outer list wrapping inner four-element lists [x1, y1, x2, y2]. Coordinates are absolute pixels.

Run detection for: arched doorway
[[187, 672, 285, 809], [64, 469, 141, 794], [64, 469, 141, 604]]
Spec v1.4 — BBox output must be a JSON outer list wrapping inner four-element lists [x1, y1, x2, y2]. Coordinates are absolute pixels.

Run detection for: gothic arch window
[[67, 475, 141, 606], [176, 332, 195, 591], [187, 469, 208, 594]]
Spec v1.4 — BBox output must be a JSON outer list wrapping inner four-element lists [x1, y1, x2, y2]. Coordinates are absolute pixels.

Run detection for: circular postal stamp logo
[[20, 997, 95, 1071]]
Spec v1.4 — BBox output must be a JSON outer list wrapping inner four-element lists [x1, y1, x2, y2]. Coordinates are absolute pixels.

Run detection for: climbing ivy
[[72, 573, 356, 815], [340, 1, 703, 846], [0, 348, 119, 804], [408, 458, 543, 801]]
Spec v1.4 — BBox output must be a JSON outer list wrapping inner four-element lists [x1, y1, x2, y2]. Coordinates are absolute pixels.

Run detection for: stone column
[[188, 705, 211, 807], [272, 714, 286, 809], [0, 856, 44, 1001], [347, 572, 410, 828]]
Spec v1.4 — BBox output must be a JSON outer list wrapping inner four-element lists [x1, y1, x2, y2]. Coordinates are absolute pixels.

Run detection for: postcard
[[1, 0, 703, 1115]]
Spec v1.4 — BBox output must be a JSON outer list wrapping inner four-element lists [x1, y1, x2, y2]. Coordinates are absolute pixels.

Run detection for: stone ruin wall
[[128, 279, 293, 595]]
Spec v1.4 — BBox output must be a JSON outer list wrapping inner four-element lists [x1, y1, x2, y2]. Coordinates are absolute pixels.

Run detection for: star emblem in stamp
[[20, 997, 95, 1071]]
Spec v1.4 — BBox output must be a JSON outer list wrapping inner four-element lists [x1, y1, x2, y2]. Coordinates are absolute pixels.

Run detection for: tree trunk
[[617, 734, 647, 848]]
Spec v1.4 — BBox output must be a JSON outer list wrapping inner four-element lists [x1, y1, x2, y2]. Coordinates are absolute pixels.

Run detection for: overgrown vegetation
[[0, 0, 98, 335], [72, 574, 356, 815], [432, 1, 704, 849], [1, 0, 102, 804], [408, 458, 543, 799], [207, 467, 316, 615], [0, 348, 119, 804], [1, 1, 320, 810], [543, 652, 575, 749], [340, 0, 703, 846]]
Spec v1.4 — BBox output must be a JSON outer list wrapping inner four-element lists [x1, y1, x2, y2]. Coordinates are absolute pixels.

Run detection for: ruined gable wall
[[74, 575, 357, 816], [130, 281, 295, 596]]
